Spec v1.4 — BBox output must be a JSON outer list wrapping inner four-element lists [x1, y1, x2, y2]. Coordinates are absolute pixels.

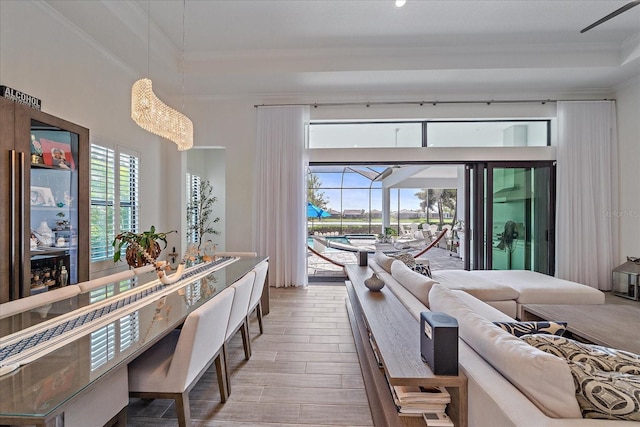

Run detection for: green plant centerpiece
[[112, 226, 176, 268]]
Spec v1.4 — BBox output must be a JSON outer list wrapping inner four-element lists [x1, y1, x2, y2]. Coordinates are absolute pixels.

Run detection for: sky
[[312, 170, 425, 212]]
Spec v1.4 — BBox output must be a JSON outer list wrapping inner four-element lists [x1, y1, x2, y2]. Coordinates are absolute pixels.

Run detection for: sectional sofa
[[367, 253, 637, 426]]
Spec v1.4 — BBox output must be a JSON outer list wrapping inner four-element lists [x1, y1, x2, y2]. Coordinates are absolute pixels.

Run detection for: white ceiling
[[44, 0, 640, 101]]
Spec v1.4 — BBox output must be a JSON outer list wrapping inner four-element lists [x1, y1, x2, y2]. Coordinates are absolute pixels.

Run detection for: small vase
[[36, 221, 53, 246], [364, 272, 385, 291]]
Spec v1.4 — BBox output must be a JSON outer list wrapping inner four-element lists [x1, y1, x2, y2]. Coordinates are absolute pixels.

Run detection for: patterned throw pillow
[[493, 321, 567, 338], [391, 253, 432, 278], [392, 252, 416, 268], [412, 263, 432, 279], [566, 360, 640, 421], [521, 334, 640, 421], [521, 334, 640, 374]]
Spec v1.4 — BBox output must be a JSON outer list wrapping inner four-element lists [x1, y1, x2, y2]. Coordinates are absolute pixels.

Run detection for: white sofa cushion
[[449, 290, 514, 322], [431, 270, 519, 301], [468, 270, 604, 305], [373, 251, 395, 273], [390, 260, 437, 307], [429, 284, 582, 419]]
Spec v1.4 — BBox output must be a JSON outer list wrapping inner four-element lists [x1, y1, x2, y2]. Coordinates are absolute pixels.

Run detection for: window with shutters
[[186, 172, 201, 245], [90, 144, 139, 262]]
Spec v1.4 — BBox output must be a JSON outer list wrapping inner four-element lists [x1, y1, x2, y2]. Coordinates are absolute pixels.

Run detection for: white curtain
[[556, 101, 619, 290], [254, 106, 310, 287]]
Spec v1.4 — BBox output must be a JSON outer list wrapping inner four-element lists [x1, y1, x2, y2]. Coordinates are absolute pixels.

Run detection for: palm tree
[[307, 173, 329, 209], [441, 188, 458, 228], [415, 188, 457, 230], [415, 188, 438, 225]]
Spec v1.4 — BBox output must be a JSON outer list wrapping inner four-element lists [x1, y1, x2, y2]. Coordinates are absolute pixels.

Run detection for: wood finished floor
[[126, 284, 374, 427]]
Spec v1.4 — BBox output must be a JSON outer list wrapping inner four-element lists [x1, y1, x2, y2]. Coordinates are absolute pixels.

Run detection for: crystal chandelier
[[131, 0, 193, 151], [131, 78, 193, 151]]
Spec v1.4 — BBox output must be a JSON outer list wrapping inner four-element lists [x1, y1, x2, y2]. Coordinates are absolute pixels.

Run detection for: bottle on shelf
[[59, 265, 68, 287]]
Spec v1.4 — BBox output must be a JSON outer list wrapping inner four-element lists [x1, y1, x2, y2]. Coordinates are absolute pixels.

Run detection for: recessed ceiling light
[[395, 0, 406, 7]]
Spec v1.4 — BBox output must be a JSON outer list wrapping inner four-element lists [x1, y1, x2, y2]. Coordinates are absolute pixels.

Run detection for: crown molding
[[36, 1, 138, 78]]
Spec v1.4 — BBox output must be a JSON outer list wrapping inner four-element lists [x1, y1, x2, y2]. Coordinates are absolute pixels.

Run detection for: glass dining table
[[0, 256, 268, 426]]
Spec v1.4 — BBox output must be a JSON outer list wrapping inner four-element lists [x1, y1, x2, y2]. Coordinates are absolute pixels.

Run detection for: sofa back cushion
[[429, 284, 582, 419], [430, 270, 519, 301], [390, 260, 437, 307], [373, 252, 395, 273]]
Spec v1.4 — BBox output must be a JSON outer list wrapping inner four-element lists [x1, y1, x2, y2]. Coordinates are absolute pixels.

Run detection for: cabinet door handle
[[9, 150, 18, 299], [9, 150, 26, 299], [18, 151, 25, 297]]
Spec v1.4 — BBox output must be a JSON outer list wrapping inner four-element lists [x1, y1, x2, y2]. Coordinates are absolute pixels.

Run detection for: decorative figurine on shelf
[[30, 134, 44, 164], [63, 191, 74, 208], [35, 221, 53, 246]]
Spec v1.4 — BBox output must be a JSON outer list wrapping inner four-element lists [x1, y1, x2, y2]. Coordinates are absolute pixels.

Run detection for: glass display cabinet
[[1, 96, 89, 302]]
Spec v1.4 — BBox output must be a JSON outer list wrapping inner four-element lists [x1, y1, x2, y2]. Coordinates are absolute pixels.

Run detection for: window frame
[[309, 119, 551, 149], [90, 141, 140, 268]]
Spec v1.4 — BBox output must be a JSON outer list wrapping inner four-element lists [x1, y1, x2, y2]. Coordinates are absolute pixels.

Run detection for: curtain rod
[[254, 98, 615, 108]]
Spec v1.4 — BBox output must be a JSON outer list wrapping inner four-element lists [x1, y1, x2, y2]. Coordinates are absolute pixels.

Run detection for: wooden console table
[[345, 265, 467, 427]]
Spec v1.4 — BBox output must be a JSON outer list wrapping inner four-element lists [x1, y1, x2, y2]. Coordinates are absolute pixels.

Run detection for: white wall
[[186, 99, 255, 252], [614, 76, 640, 261]]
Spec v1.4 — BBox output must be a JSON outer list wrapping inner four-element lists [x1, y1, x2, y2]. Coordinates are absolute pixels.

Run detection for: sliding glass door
[[466, 162, 556, 274]]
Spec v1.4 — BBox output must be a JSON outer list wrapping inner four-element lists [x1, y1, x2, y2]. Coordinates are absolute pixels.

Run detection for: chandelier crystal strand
[[131, 79, 193, 150]]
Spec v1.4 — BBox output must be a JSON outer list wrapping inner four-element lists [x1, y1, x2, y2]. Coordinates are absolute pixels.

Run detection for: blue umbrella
[[307, 202, 330, 219]]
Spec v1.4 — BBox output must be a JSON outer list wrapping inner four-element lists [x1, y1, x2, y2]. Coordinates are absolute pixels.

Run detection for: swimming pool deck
[[307, 244, 463, 280]]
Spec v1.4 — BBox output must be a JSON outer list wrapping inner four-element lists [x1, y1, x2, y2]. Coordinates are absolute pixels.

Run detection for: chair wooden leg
[[175, 391, 191, 427], [222, 342, 231, 397], [215, 352, 229, 403], [256, 302, 264, 334], [240, 319, 252, 360]]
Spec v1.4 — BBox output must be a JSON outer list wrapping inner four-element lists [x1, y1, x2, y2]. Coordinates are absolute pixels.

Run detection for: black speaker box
[[420, 311, 458, 375]]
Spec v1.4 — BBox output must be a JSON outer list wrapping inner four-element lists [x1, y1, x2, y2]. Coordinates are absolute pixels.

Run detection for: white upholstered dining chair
[[127, 286, 235, 427], [222, 271, 255, 396], [247, 260, 268, 335]]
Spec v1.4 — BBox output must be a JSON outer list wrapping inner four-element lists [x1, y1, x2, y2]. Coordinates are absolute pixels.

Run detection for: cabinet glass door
[[29, 120, 80, 293]]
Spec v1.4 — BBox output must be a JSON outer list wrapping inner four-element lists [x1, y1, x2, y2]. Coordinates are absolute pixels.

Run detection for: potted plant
[[377, 227, 398, 243], [186, 180, 220, 252], [112, 226, 176, 268]]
